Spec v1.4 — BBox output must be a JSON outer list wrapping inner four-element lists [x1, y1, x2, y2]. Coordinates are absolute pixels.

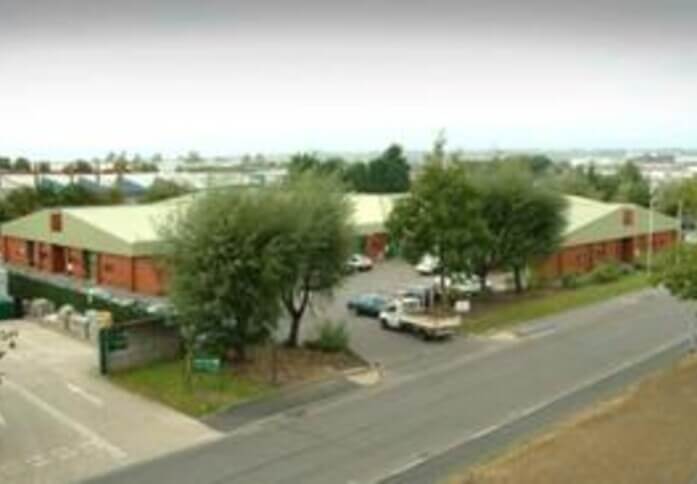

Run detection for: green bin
[[0, 296, 16, 320]]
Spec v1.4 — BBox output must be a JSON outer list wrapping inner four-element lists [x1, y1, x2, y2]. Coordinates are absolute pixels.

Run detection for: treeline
[[289, 144, 411, 193], [0, 152, 162, 174], [0, 179, 192, 223]]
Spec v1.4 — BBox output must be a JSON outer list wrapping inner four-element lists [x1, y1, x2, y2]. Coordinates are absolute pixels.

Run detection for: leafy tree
[[63, 160, 94, 174], [656, 178, 697, 228], [470, 164, 567, 292], [184, 150, 203, 164], [0, 157, 11, 171], [364, 144, 410, 193], [3, 187, 42, 219], [651, 244, 697, 349], [37, 162, 51, 173], [288, 153, 322, 176], [12, 158, 31, 173], [162, 188, 294, 368], [275, 171, 354, 347], [503, 154, 554, 175], [140, 179, 192, 203], [387, 156, 486, 301]]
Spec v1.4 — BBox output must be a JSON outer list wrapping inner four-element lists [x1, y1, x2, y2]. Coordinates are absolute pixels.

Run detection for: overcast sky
[[1, 0, 695, 159]]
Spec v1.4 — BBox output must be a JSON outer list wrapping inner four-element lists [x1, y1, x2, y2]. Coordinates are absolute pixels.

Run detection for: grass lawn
[[449, 354, 697, 484], [110, 359, 272, 417], [463, 273, 650, 334]]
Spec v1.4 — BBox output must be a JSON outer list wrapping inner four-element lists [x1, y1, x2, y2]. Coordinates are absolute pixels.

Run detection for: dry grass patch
[[450, 354, 697, 484]]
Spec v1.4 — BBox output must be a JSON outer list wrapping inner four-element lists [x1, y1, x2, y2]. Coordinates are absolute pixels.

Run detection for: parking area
[[0, 320, 221, 484], [299, 260, 503, 370]]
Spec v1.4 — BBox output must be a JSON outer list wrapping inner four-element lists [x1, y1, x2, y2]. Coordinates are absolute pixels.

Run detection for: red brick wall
[[536, 230, 677, 279], [66, 248, 87, 279], [364, 233, 388, 260], [2, 236, 30, 266], [98, 253, 134, 292], [134, 257, 167, 296]]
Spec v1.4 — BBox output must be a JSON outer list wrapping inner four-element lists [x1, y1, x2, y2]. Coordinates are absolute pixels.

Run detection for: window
[[50, 212, 62, 232], [622, 209, 634, 227]]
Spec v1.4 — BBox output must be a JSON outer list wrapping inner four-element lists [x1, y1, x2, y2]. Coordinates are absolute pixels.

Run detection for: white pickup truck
[[378, 298, 460, 340]]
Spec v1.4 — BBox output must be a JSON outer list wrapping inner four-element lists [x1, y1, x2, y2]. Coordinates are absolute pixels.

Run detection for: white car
[[416, 255, 440, 275], [433, 274, 489, 294], [346, 254, 374, 272]]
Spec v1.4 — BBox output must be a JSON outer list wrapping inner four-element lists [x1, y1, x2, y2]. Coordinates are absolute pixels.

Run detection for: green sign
[[193, 357, 221, 374], [107, 330, 128, 351]]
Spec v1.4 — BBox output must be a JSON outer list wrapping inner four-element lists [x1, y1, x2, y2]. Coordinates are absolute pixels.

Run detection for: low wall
[[104, 321, 181, 373]]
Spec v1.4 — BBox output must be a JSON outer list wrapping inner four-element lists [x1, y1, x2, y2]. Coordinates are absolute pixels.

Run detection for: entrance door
[[51, 245, 66, 273], [621, 238, 634, 263]]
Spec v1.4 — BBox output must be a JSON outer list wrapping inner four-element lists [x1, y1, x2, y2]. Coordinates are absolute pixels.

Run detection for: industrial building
[[0, 193, 678, 296], [0, 194, 400, 296], [535, 195, 678, 278]]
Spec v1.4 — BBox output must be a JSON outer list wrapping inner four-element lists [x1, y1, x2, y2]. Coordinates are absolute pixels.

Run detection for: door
[[51, 245, 66, 273], [621, 238, 634, 263]]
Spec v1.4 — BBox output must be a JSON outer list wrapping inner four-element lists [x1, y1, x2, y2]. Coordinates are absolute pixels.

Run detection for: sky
[[1, 0, 696, 160]]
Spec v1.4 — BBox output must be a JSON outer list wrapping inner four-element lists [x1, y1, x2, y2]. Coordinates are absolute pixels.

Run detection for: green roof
[[0, 193, 403, 256]]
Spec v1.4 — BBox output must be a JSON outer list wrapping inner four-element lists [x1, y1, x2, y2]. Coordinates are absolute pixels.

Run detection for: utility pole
[[647, 181, 656, 275]]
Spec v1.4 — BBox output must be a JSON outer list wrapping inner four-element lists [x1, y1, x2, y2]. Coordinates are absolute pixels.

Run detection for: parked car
[[379, 297, 459, 340], [415, 255, 441, 275], [346, 254, 374, 272], [347, 293, 390, 317], [433, 274, 490, 295]]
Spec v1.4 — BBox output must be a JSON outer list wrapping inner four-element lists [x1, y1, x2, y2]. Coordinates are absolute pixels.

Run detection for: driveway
[[298, 260, 501, 371], [0, 320, 220, 484]]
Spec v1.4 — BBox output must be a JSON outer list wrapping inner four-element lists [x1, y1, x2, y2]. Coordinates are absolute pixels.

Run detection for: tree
[[387, 157, 486, 303], [364, 144, 410, 193], [184, 150, 203, 164], [469, 164, 567, 293], [3, 187, 42, 219], [651, 245, 697, 349], [12, 158, 31, 173], [141, 179, 192, 203], [0, 157, 11, 171], [37, 162, 51, 173], [162, 188, 294, 370], [276, 171, 354, 347], [63, 160, 94, 174]]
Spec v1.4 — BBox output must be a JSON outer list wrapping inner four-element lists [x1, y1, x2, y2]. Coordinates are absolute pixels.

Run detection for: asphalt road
[[86, 287, 694, 484]]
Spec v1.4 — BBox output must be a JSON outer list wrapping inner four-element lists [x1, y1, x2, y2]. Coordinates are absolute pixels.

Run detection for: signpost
[[193, 356, 221, 374]]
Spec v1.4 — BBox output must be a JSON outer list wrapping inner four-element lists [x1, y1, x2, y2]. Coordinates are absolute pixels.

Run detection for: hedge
[[8, 271, 151, 323]]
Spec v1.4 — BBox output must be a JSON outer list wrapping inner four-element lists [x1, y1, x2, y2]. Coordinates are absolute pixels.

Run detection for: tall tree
[[12, 158, 31, 173], [162, 189, 294, 367], [387, 157, 486, 301], [364, 144, 410, 193], [276, 171, 354, 347]]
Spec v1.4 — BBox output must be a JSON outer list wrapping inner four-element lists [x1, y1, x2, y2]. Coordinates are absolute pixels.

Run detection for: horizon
[[2, 0, 695, 159]]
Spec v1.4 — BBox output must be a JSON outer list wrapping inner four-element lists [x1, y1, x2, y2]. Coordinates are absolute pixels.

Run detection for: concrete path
[[0, 320, 220, 484]]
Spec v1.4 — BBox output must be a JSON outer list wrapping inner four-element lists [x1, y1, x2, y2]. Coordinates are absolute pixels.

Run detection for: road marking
[[66, 382, 104, 407], [4, 379, 126, 460]]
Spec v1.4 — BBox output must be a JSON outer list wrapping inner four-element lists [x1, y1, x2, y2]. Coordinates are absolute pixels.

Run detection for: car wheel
[[380, 318, 389, 330]]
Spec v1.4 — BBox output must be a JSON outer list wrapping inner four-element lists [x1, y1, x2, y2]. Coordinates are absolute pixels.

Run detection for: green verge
[[463, 273, 650, 335], [110, 359, 272, 417]]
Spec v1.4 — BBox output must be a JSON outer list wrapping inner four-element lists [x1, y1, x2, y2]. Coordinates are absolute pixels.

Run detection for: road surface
[[86, 288, 694, 484], [0, 321, 220, 484]]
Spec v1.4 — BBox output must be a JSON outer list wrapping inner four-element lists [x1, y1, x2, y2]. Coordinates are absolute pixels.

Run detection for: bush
[[561, 273, 580, 289], [306, 320, 350, 353], [587, 263, 625, 285], [8, 271, 151, 322]]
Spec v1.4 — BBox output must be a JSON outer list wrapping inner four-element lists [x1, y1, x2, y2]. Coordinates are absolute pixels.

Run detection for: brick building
[[535, 195, 679, 278], [0, 194, 400, 296]]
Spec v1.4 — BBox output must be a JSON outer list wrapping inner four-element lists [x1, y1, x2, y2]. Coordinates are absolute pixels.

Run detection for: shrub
[[306, 320, 350, 353], [561, 273, 580, 289], [8, 271, 151, 322], [588, 263, 624, 285]]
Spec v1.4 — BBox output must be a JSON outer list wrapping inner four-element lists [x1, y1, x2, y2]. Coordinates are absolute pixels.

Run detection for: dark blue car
[[347, 293, 390, 318]]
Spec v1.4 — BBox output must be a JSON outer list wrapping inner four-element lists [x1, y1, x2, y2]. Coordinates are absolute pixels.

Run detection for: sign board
[[455, 299, 471, 314], [107, 329, 128, 351], [193, 357, 221, 374]]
